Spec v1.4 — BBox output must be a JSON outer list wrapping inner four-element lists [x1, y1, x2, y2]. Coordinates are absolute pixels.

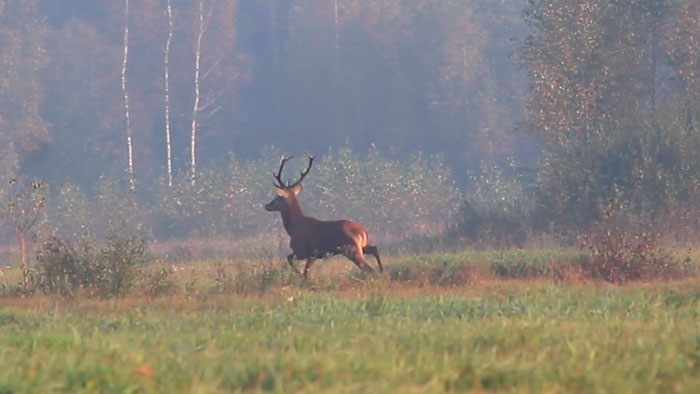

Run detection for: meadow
[[0, 250, 699, 393]]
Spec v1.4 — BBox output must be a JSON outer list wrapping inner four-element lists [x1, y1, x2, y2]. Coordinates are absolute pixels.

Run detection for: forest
[[1, 0, 700, 258]]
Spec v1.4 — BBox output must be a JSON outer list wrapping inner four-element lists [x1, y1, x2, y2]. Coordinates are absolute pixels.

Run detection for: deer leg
[[287, 254, 302, 275], [363, 245, 383, 273], [303, 258, 316, 280], [344, 245, 376, 274]]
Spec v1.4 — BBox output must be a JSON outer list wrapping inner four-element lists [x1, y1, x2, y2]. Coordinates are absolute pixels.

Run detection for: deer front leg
[[287, 254, 302, 275]]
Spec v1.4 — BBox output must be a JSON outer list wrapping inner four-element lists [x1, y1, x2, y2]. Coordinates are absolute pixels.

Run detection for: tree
[[518, 0, 671, 139], [0, 0, 51, 182], [121, 0, 135, 190], [666, 0, 700, 109], [519, 0, 700, 230], [183, 0, 246, 185], [429, 1, 527, 165], [190, 0, 205, 185], [164, 0, 175, 187], [1, 179, 46, 292], [39, 20, 123, 187]]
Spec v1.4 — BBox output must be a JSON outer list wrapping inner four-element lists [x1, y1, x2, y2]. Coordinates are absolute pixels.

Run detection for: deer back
[[288, 217, 370, 259]]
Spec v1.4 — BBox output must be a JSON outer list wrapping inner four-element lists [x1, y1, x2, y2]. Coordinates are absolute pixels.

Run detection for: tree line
[[1, 0, 527, 189], [1, 0, 700, 251]]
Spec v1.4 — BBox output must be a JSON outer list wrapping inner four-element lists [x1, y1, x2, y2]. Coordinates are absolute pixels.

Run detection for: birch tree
[[164, 0, 174, 187], [121, 0, 135, 190], [190, 0, 205, 185], [187, 0, 245, 186]]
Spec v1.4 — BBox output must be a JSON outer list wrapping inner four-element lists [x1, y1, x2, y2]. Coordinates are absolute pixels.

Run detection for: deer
[[264, 154, 383, 279]]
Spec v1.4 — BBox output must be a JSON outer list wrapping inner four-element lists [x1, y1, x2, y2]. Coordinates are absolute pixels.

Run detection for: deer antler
[[272, 156, 294, 188], [287, 153, 314, 189], [272, 153, 314, 189]]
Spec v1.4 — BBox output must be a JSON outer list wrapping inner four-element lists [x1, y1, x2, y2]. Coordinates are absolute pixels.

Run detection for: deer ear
[[274, 186, 286, 197], [291, 184, 302, 196]]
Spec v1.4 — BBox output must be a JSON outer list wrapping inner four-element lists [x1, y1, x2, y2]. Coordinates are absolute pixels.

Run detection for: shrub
[[211, 261, 283, 295], [429, 261, 484, 286], [449, 160, 534, 248], [211, 262, 235, 294], [0, 283, 26, 297], [535, 113, 700, 236], [232, 259, 299, 294], [386, 256, 487, 287], [579, 202, 690, 283], [97, 227, 150, 298], [35, 237, 98, 296], [139, 265, 177, 297], [490, 260, 549, 279], [34, 228, 150, 298]]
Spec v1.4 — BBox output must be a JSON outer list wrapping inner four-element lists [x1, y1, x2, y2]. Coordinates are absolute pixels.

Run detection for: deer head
[[264, 154, 314, 213]]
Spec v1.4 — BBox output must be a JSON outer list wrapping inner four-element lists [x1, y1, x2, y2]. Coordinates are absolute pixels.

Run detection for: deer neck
[[281, 198, 305, 234]]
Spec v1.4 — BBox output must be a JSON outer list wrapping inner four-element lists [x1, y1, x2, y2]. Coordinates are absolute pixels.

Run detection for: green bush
[[139, 265, 178, 297], [97, 227, 150, 298], [113, 146, 461, 245], [34, 227, 150, 298], [579, 203, 691, 283], [535, 112, 700, 235], [35, 237, 98, 297], [449, 160, 535, 248]]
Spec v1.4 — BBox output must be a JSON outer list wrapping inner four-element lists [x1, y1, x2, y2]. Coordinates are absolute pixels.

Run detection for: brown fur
[[266, 185, 383, 279]]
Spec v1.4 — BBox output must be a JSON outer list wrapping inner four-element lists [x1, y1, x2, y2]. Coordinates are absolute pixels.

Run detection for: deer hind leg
[[344, 244, 376, 274], [363, 245, 383, 273], [287, 254, 302, 275], [303, 258, 316, 280]]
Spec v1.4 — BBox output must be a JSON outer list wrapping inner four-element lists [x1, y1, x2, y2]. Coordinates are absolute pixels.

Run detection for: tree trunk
[[19, 232, 28, 293], [191, 0, 205, 186], [122, 0, 135, 190], [164, 0, 174, 187]]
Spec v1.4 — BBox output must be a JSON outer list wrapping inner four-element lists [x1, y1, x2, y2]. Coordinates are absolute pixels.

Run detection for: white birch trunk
[[164, 0, 174, 187], [121, 0, 135, 190], [191, 0, 205, 186]]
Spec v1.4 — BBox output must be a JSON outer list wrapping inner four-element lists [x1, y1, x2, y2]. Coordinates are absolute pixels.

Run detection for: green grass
[[386, 248, 588, 284], [0, 280, 699, 393]]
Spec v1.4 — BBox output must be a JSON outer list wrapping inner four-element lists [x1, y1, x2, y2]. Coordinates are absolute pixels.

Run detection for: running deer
[[264, 154, 382, 279]]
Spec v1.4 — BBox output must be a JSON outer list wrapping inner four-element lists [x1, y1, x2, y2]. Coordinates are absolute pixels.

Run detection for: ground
[[0, 250, 698, 393]]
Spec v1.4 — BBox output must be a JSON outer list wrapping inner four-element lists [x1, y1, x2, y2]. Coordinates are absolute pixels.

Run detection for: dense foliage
[[519, 0, 700, 232], [1, 0, 700, 252], [34, 146, 460, 245]]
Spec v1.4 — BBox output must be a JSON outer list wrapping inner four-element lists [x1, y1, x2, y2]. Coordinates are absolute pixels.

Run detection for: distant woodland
[[1, 0, 699, 247]]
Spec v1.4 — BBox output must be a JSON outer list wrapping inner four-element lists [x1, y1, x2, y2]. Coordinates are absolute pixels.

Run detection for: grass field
[[0, 250, 699, 393]]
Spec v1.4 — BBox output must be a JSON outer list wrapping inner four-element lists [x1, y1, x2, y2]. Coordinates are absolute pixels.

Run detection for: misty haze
[[1, 1, 699, 392]]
